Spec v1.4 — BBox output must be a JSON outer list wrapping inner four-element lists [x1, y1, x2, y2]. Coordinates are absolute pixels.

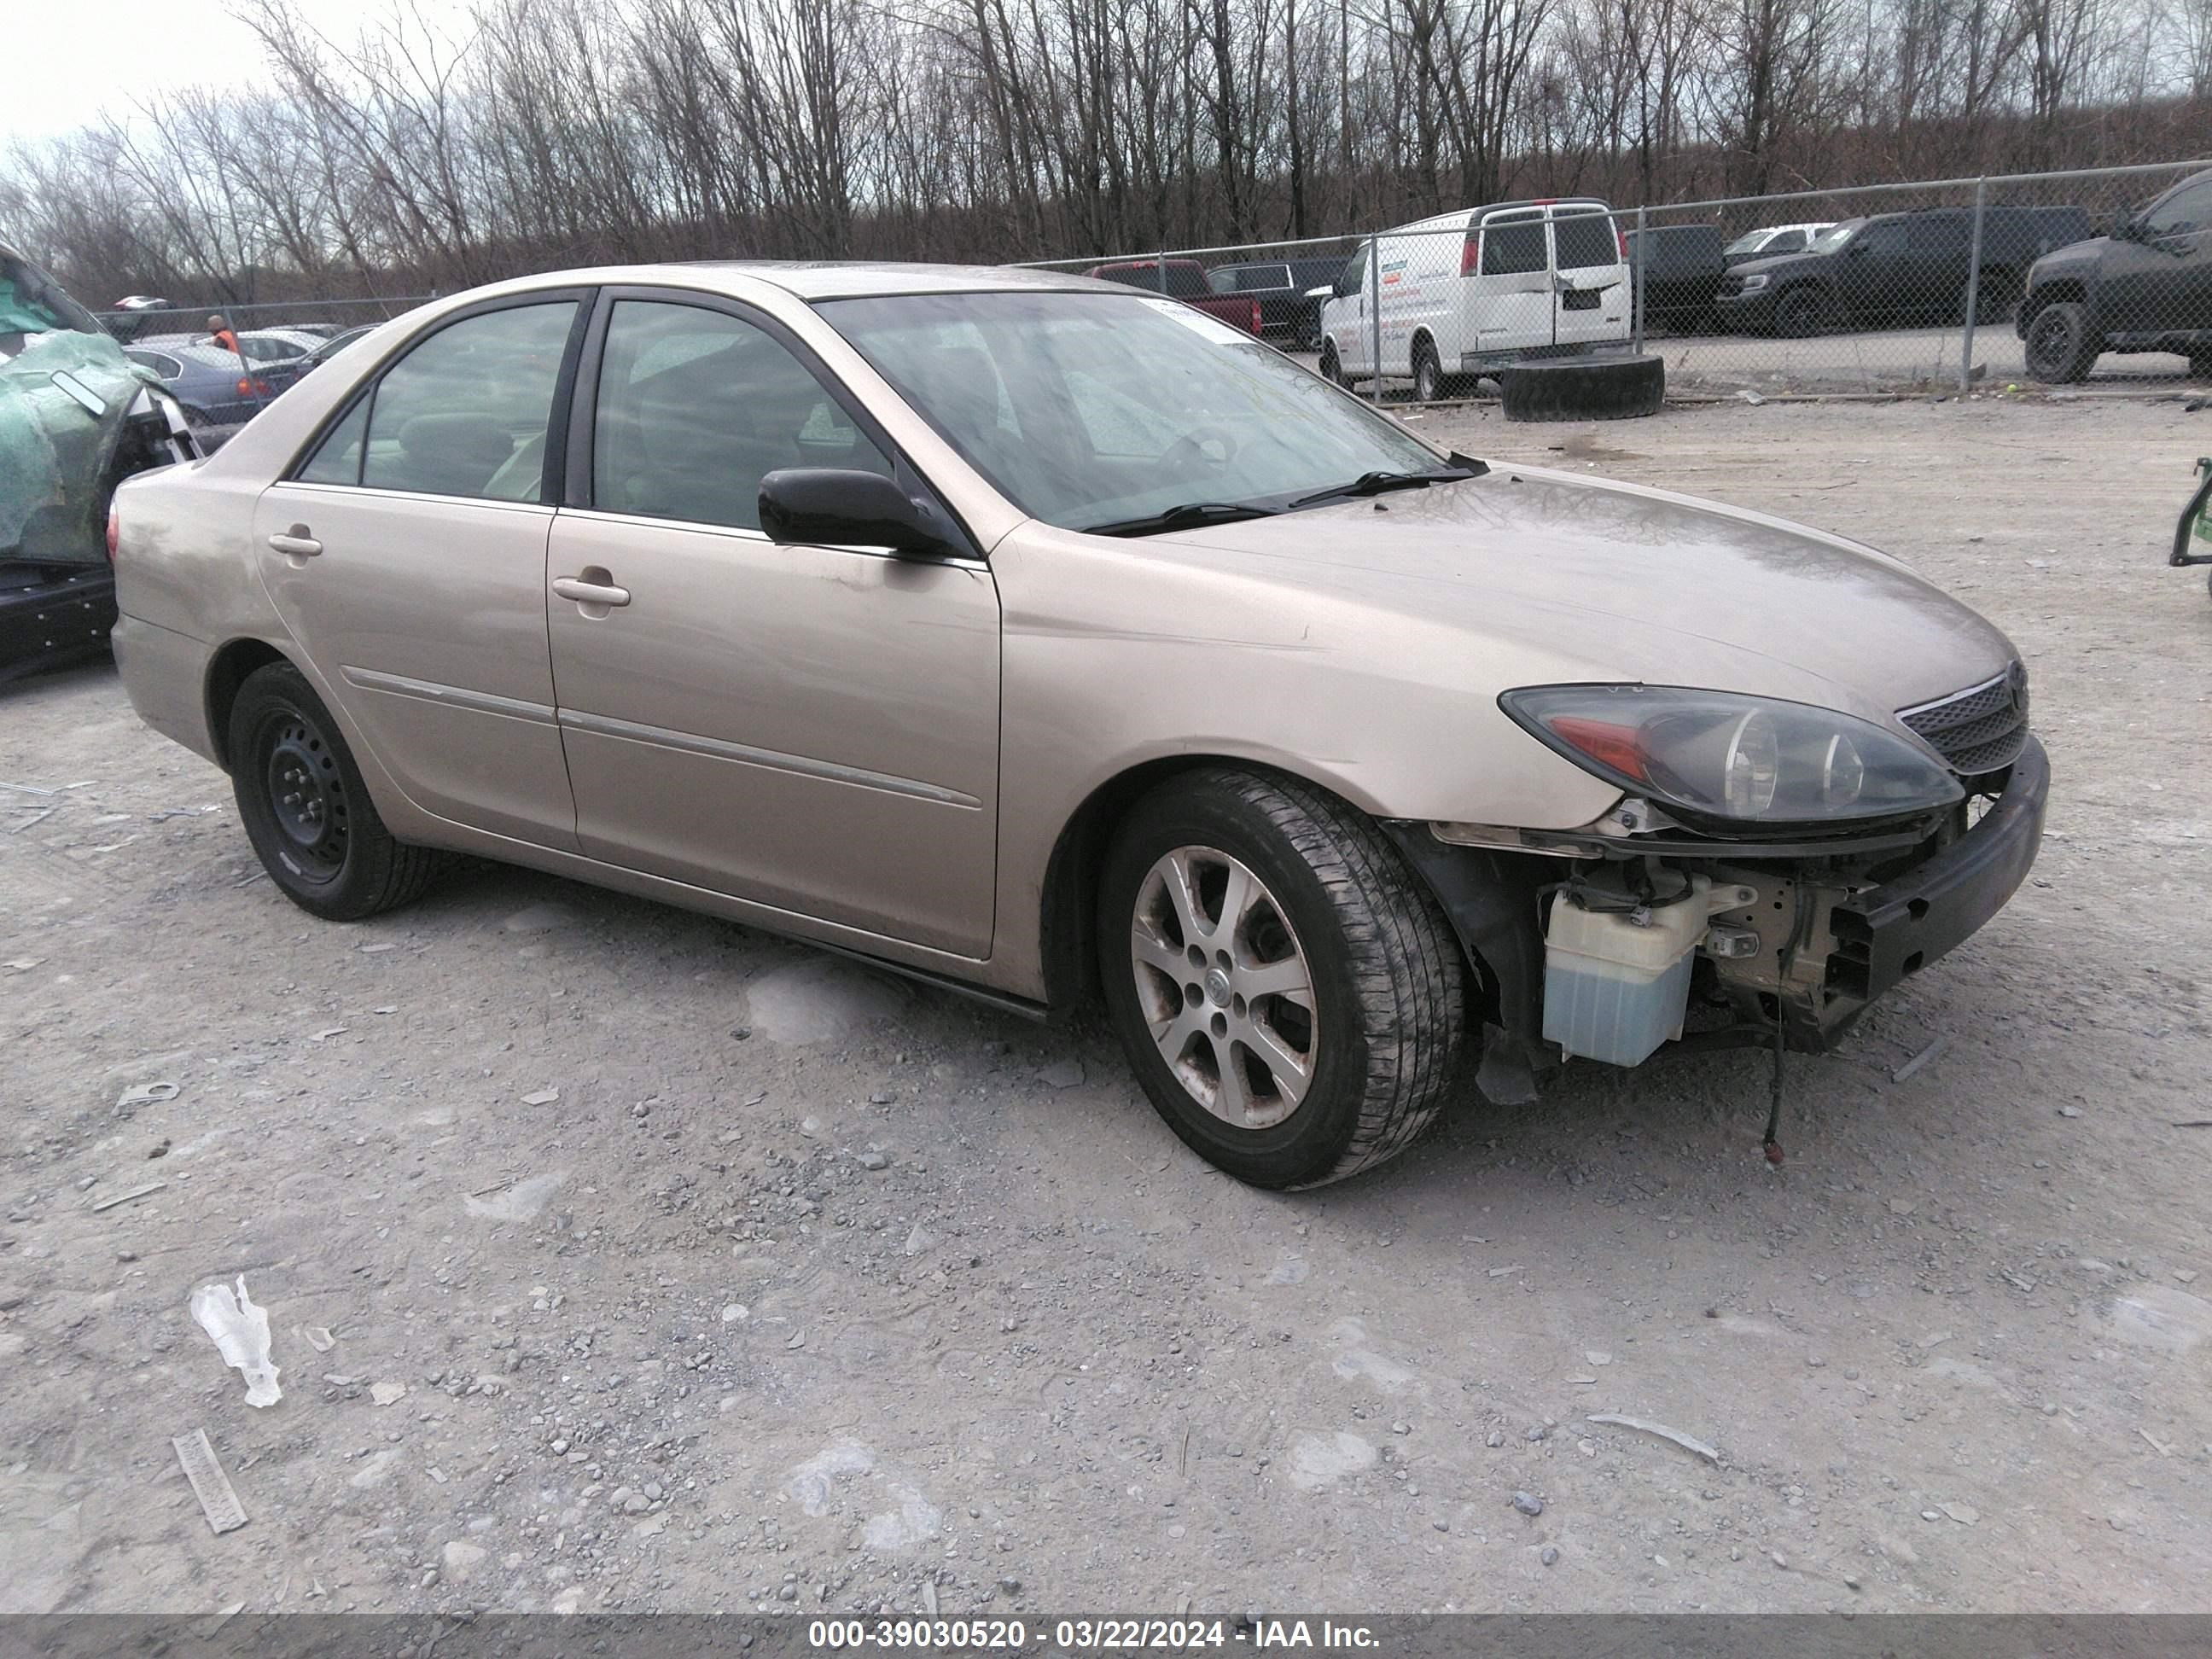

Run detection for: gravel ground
[[3, 396, 2209, 1618]]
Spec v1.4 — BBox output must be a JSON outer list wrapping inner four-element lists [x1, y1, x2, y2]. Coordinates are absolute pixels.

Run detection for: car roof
[[696, 261, 1137, 297]]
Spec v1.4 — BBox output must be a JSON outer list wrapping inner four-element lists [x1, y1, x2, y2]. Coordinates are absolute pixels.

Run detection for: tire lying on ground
[[1498, 352, 1665, 422]]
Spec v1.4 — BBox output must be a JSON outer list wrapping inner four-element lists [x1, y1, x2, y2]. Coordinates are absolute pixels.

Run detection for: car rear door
[[1464, 208, 1553, 357], [250, 293, 589, 849], [543, 288, 1002, 957], [1550, 205, 1630, 347]]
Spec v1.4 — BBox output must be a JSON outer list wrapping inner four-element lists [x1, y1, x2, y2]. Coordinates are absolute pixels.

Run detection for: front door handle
[[268, 527, 322, 557], [552, 573, 631, 609]]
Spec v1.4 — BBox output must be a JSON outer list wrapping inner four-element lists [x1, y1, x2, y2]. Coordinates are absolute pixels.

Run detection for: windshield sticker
[[1134, 297, 1250, 344]]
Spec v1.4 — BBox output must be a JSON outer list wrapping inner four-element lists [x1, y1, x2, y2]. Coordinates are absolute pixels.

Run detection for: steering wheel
[[1161, 426, 1238, 471]]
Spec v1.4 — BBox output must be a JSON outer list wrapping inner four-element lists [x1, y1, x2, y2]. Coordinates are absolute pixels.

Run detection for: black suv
[[1206, 258, 1350, 347], [2017, 170, 2212, 382], [1716, 205, 2093, 337]]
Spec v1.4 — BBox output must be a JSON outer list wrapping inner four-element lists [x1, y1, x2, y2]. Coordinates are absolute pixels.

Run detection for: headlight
[[1737, 274, 1769, 291], [1499, 685, 1963, 825]]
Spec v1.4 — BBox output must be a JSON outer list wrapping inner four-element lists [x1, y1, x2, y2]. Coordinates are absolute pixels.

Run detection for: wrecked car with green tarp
[[3, 241, 200, 681]]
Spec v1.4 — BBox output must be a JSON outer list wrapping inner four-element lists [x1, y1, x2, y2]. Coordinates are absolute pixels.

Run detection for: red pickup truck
[[1084, 259, 1261, 333]]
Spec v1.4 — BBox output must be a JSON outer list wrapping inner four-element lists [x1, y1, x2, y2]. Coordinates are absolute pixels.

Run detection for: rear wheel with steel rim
[[1412, 338, 1444, 403], [1097, 767, 1466, 1188], [229, 661, 447, 921]]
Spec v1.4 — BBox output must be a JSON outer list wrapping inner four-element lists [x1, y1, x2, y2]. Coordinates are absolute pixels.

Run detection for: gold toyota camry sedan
[[109, 263, 2046, 1186]]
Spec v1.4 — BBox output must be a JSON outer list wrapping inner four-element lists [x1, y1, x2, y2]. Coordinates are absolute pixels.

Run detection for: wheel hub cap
[[262, 716, 350, 878], [1130, 846, 1316, 1130]]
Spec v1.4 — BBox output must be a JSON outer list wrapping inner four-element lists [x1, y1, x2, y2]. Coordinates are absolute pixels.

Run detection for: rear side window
[[298, 399, 370, 485], [590, 299, 891, 533], [354, 302, 577, 502], [1552, 212, 1620, 271], [1480, 215, 1547, 276], [1237, 265, 1289, 292], [125, 349, 180, 380]]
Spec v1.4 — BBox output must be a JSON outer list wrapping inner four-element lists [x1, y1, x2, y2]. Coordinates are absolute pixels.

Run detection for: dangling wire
[[1764, 1007, 1785, 1165]]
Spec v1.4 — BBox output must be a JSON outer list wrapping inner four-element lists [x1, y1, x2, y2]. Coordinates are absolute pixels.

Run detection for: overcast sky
[[3, 0, 465, 146]]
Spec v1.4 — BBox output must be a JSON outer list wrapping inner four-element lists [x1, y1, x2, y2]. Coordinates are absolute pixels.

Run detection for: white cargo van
[[1318, 199, 1631, 399]]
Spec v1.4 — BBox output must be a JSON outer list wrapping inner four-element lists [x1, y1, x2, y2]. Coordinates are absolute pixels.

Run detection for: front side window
[[1338, 250, 1366, 295], [346, 301, 577, 501], [1767, 230, 1805, 253], [819, 289, 1448, 532], [1855, 222, 1909, 258], [1481, 214, 1548, 276], [2143, 178, 2212, 238], [591, 300, 890, 532]]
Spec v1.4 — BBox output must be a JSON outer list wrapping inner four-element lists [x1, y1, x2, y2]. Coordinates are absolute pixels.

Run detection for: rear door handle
[[267, 528, 322, 556], [552, 575, 632, 608]]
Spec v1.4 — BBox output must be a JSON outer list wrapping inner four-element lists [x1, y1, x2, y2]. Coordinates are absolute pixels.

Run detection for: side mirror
[[759, 469, 961, 559]]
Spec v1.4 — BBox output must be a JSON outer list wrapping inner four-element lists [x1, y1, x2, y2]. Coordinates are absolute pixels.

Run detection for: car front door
[[1837, 219, 1908, 322], [250, 294, 588, 849], [1466, 208, 1554, 357], [544, 291, 1002, 957], [1330, 246, 1373, 374], [2106, 176, 2212, 335], [1549, 206, 1630, 348]]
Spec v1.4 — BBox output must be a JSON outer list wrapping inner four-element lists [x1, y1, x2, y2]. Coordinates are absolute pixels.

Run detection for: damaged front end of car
[[3, 242, 201, 680], [1386, 670, 2047, 1115]]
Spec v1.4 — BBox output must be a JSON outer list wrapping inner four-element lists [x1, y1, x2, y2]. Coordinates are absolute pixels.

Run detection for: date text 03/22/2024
[[805, 1618, 1382, 1650]]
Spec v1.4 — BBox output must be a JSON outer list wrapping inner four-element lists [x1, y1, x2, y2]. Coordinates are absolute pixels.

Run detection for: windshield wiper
[[1289, 459, 1485, 510], [1082, 502, 1281, 538]]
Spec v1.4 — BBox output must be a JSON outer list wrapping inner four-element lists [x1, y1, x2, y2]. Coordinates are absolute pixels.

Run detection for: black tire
[[1498, 353, 1665, 423], [1318, 341, 1351, 387], [228, 661, 447, 921], [1773, 284, 1839, 339], [2023, 301, 2099, 384], [1412, 337, 1445, 403], [1096, 766, 1466, 1189]]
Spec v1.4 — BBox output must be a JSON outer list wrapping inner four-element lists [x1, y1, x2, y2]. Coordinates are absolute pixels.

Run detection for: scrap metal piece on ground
[[90, 1179, 166, 1211], [1587, 1412, 1722, 1464], [172, 1428, 250, 1534]]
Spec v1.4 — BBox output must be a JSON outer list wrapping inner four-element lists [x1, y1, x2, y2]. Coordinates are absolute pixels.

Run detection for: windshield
[[818, 290, 1448, 531], [1, 250, 103, 346], [1808, 221, 1862, 253]]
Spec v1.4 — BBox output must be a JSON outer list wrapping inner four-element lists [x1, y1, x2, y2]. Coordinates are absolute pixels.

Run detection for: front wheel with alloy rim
[[1773, 284, 1838, 338], [2023, 301, 2100, 383], [228, 661, 448, 921], [1097, 767, 1466, 1188]]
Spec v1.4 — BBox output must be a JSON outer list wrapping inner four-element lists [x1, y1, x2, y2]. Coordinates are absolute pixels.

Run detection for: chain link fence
[[1022, 159, 2212, 406]]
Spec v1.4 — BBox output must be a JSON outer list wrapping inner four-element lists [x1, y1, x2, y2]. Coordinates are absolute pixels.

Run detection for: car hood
[[1726, 248, 1834, 281], [2029, 235, 2112, 276], [1138, 466, 2017, 728]]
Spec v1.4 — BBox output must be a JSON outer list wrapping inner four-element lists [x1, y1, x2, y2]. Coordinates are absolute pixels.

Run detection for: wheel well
[[1039, 758, 1217, 1017], [204, 638, 290, 771], [1411, 330, 1438, 367], [2021, 279, 2087, 321], [1034, 755, 1504, 1027]]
